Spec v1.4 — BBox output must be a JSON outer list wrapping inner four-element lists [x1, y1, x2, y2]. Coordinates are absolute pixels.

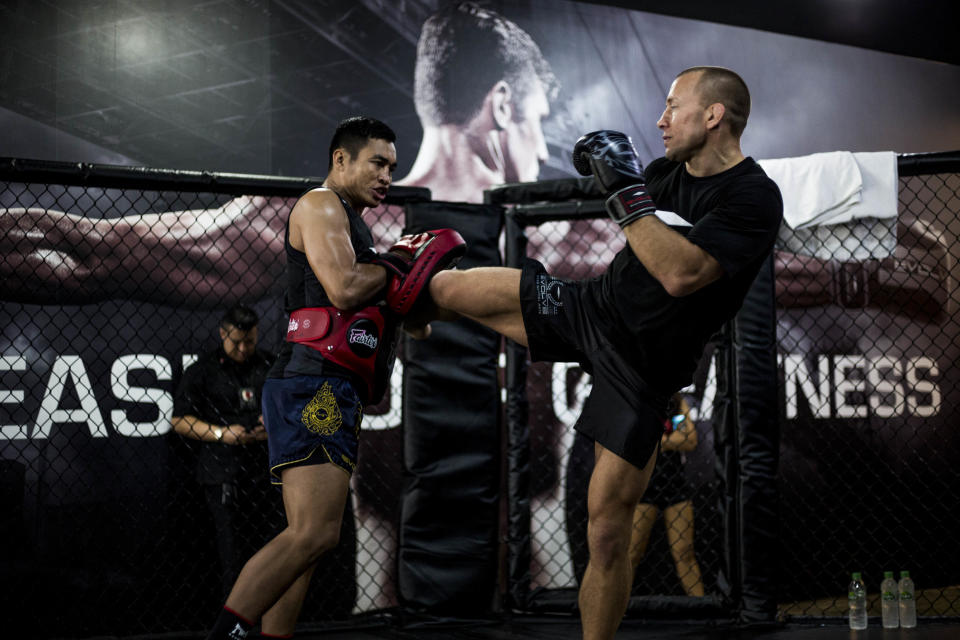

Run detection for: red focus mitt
[[372, 228, 466, 315]]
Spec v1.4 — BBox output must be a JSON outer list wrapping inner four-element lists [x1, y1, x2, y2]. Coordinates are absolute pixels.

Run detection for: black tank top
[[268, 190, 378, 381]]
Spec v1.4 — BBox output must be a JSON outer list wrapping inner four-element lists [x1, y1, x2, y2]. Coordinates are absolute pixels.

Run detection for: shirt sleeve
[[643, 157, 674, 209], [685, 177, 783, 278], [172, 363, 202, 418]]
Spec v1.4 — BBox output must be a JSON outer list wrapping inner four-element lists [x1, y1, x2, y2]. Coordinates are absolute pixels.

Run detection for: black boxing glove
[[572, 130, 656, 228]]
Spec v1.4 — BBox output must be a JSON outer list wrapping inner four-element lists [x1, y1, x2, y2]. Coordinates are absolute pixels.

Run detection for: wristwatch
[[212, 426, 224, 441]]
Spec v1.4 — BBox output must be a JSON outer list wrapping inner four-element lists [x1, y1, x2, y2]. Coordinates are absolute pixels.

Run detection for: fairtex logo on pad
[[287, 317, 299, 332], [344, 318, 381, 358], [349, 328, 378, 350]]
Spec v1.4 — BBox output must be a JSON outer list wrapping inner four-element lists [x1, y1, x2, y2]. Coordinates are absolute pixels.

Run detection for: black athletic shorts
[[642, 450, 691, 509], [519, 258, 668, 469]]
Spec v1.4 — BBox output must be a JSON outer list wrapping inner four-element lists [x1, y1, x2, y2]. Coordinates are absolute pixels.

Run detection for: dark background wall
[[2, 0, 959, 176], [1, 0, 959, 634]]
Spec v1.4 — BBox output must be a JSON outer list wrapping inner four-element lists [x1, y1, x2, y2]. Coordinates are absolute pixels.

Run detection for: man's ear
[[489, 80, 514, 130], [331, 147, 346, 171], [705, 102, 725, 131]]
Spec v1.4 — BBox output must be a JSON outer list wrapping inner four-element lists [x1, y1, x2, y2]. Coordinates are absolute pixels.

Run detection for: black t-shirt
[[269, 192, 378, 382], [587, 156, 783, 394], [173, 347, 273, 484]]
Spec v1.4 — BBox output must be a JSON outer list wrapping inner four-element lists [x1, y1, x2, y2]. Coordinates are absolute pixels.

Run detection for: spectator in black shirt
[[172, 305, 275, 596]]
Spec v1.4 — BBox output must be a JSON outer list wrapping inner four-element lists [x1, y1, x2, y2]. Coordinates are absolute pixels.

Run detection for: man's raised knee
[[428, 268, 457, 307]]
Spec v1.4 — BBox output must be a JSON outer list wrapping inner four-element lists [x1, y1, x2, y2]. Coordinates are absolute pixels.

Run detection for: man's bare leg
[[224, 464, 350, 621], [579, 444, 658, 640], [426, 267, 527, 345], [628, 503, 660, 569], [664, 501, 705, 597], [260, 564, 317, 637]]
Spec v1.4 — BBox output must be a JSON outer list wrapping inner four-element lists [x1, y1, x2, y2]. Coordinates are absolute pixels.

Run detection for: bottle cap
[[852, 572, 862, 579], [900, 570, 910, 578], [884, 571, 894, 578]]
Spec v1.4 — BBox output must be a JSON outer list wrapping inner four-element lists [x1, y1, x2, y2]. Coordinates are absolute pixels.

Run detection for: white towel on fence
[[758, 151, 898, 229]]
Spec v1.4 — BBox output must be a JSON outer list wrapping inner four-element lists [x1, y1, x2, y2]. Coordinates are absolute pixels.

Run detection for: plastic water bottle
[[899, 571, 917, 628], [881, 571, 899, 628], [848, 572, 868, 630]]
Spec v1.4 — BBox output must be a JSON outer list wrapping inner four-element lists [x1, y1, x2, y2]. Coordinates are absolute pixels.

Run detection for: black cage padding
[[485, 176, 600, 206], [714, 255, 781, 623], [398, 201, 504, 613], [896, 150, 960, 176], [0, 156, 431, 201], [503, 212, 533, 610]]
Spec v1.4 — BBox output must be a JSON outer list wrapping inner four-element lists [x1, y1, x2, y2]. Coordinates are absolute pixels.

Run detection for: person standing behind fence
[[628, 393, 705, 597], [172, 305, 276, 597]]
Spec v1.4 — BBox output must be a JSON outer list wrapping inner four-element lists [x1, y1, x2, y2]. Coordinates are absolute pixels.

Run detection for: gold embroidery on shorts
[[301, 382, 342, 436]]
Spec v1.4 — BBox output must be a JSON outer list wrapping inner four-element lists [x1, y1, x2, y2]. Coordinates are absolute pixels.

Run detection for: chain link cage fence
[[2, 152, 959, 638], [492, 153, 960, 624], [775, 152, 960, 622], [0, 158, 418, 637]]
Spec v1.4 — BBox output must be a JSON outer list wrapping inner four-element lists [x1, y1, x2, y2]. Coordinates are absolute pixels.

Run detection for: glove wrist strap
[[606, 184, 656, 228]]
